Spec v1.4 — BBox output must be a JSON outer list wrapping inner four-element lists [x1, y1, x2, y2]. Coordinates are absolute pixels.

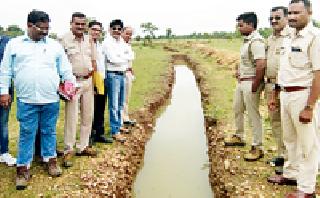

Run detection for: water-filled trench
[[133, 66, 213, 198]]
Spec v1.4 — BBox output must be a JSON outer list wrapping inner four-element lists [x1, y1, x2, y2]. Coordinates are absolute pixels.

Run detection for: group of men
[[0, 10, 136, 190], [225, 0, 320, 197]]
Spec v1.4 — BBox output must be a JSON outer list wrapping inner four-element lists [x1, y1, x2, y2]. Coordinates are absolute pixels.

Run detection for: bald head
[[122, 26, 133, 43]]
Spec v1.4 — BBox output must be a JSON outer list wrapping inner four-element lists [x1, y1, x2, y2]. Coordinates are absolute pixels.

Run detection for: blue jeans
[[16, 100, 59, 166], [106, 72, 126, 135], [0, 104, 10, 154]]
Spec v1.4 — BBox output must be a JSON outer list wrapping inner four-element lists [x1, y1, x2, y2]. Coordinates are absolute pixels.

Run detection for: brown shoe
[[16, 166, 30, 190], [112, 134, 126, 143], [76, 147, 97, 157], [267, 175, 297, 186], [243, 146, 264, 161], [47, 158, 62, 177], [285, 190, 315, 198], [224, 135, 245, 147], [63, 152, 73, 168]]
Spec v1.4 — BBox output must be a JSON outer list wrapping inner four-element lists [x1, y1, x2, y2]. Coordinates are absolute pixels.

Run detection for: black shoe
[[123, 120, 136, 127], [275, 166, 283, 175], [268, 156, 284, 167], [95, 136, 113, 144]]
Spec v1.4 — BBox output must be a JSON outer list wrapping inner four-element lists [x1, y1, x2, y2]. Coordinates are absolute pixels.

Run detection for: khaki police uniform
[[60, 32, 96, 152], [265, 26, 291, 157], [234, 30, 266, 147], [278, 22, 320, 194]]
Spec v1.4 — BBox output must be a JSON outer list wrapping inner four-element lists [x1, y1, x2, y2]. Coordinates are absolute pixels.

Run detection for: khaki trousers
[[123, 72, 133, 122], [265, 83, 285, 156], [281, 89, 319, 193], [64, 78, 94, 152], [234, 80, 263, 146]]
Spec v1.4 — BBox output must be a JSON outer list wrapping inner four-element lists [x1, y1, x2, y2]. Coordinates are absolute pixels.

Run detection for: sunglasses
[[269, 16, 282, 21], [33, 25, 49, 32], [112, 27, 122, 31]]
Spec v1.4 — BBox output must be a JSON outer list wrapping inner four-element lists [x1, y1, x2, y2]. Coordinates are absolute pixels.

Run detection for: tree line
[[1, 19, 320, 43]]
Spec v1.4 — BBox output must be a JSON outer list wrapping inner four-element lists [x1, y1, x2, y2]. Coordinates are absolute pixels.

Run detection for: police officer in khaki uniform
[[265, 6, 290, 167], [59, 12, 98, 167], [225, 12, 266, 161], [267, 1, 320, 197]]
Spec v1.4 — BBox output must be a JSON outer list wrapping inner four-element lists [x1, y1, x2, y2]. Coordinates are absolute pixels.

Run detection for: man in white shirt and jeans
[[102, 19, 132, 142]]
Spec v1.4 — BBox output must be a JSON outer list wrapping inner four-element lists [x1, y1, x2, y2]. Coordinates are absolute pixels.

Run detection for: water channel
[[133, 66, 213, 198]]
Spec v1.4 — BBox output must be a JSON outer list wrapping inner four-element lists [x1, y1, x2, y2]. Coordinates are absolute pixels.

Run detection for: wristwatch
[[304, 104, 314, 111]]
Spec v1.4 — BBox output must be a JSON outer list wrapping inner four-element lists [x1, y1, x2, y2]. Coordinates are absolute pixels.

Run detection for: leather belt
[[107, 71, 125, 75], [282, 86, 307, 92], [75, 71, 93, 80], [266, 78, 277, 84], [240, 77, 255, 81]]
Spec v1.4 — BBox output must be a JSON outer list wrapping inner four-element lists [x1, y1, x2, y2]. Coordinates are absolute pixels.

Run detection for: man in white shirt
[[102, 19, 132, 142], [0, 10, 75, 190]]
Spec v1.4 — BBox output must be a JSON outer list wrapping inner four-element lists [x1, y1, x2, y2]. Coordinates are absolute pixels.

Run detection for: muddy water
[[133, 66, 213, 198]]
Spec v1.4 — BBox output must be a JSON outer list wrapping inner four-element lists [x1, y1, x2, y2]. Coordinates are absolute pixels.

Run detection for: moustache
[[272, 22, 278, 26], [289, 20, 297, 23]]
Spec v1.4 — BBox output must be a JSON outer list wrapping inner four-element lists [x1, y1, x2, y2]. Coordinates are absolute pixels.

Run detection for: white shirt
[[101, 34, 133, 72], [96, 42, 105, 79], [278, 22, 320, 87]]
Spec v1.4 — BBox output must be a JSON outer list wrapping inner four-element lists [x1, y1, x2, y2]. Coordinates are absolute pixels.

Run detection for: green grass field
[[0, 44, 170, 198]]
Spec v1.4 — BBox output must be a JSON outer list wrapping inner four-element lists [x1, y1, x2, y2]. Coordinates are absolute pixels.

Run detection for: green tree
[[258, 27, 272, 38], [5, 25, 24, 38], [165, 28, 172, 39], [140, 22, 158, 46], [49, 33, 58, 39], [0, 26, 4, 35], [313, 19, 320, 28]]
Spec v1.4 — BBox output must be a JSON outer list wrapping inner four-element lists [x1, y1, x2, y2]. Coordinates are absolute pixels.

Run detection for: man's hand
[[268, 91, 278, 111], [268, 98, 277, 112], [251, 81, 259, 92], [233, 70, 239, 79], [299, 108, 313, 124], [91, 60, 97, 72], [0, 94, 11, 108]]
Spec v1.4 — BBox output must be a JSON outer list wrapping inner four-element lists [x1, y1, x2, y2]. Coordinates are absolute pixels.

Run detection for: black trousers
[[92, 94, 106, 138]]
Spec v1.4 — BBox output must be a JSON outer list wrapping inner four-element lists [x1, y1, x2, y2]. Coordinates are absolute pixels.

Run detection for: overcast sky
[[2, 0, 320, 36]]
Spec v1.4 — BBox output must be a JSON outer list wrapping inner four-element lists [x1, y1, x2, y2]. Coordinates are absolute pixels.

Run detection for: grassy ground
[[0, 44, 170, 197], [168, 39, 304, 197]]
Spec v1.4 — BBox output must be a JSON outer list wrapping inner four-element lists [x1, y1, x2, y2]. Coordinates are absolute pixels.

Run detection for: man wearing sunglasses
[[102, 19, 132, 142], [267, 0, 320, 197], [0, 10, 76, 190], [265, 6, 291, 170], [60, 12, 98, 168]]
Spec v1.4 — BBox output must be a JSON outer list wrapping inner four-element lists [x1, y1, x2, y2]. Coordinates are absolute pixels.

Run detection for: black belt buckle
[[109, 71, 124, 75]]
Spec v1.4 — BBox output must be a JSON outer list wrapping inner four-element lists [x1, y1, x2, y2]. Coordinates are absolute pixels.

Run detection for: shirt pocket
[[241, 53, 253, 67], [289, 51, 310, 69]]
